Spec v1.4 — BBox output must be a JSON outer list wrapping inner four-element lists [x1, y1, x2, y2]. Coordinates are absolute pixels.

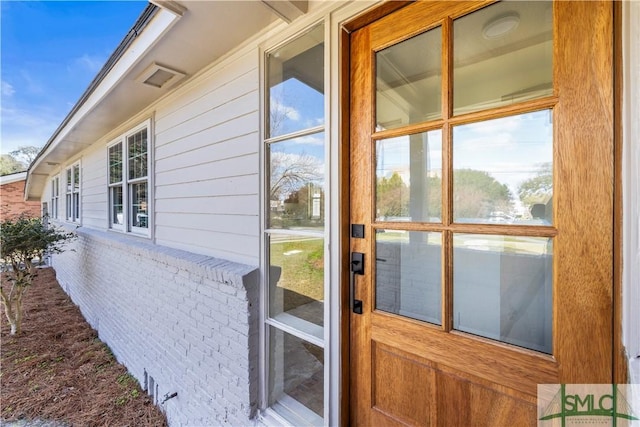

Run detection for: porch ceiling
[[26, 0, 294, 201]]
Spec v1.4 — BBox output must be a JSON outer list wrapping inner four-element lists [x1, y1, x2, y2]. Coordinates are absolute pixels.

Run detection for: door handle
[[350, 252, 364, 314]]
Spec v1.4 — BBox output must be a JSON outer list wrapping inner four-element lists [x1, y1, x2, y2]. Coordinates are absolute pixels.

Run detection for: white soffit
[[261, 0, 308, 23]]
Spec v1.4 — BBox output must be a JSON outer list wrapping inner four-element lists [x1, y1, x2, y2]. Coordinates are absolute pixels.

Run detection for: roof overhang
[[26, 1, 304, 201], [1, 171, 28, 186]]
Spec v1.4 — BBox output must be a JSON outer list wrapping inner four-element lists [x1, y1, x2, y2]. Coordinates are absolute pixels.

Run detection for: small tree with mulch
[[0, 215, 76, 335]]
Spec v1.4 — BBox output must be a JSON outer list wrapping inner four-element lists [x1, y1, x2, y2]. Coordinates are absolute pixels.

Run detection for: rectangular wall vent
[[137, 63, 186, 89]]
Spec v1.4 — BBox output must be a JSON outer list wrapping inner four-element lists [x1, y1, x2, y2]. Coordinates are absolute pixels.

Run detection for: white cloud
[[74, 53, 105, 73], [1, 80, 15, 97], [293, 134, 324, 146], [271, 99, 300, 121], [0, 104, 60, 154], [20, 71, 44, 95]]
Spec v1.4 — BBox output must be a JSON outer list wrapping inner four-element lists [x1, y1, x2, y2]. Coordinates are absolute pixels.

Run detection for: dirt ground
[[1, 267, 168, 426]]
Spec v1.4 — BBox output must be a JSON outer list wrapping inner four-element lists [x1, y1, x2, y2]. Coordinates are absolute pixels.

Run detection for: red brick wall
[[0, 179, 41, 220]]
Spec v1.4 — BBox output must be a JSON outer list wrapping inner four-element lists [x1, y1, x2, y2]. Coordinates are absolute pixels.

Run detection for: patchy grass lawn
[[1, 267, 167, 427]]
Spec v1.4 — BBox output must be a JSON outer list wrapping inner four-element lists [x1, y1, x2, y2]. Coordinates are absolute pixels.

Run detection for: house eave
[[24, 3, 171, 201], [25, 0, 291, 202]]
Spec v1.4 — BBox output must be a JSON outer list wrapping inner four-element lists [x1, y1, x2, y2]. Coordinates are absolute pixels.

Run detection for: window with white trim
[[50, 175, 59, 219], [263, 23, 327, 425], [65, 163, 80, 222], [108, 123, 150, 235]]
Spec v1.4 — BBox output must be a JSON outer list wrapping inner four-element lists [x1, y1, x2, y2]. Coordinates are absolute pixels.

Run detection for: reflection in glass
[[268, 134, 324, 231], [267, 24, 324, 138], [376, 130, 442, 222], [128, 129, 147, 180], [73, 165, 80, 192], [453, 110, 553, 225], [375, 230, 441, 324], [269, 235, 324, 331], [130, 182, 148, 229], [269, 326, 324, 424], [111, 187, 124, 226], [376, 27, 442, 130], [454, 1, 553, 115], [453, 234, 552, 353], [109, 143, 123, 184]]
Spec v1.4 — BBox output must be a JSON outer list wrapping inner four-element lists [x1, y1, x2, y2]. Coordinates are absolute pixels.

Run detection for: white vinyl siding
[[81, 145, 108, 229], [154, 47, 260, 266]]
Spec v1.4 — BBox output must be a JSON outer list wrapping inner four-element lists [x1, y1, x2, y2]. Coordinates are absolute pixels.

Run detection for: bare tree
[[10, 145, 42, 168], [270, 151, 322, 201]]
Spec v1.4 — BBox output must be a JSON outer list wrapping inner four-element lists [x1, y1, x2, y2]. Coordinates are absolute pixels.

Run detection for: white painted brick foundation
[[51, 226, 261, 426]]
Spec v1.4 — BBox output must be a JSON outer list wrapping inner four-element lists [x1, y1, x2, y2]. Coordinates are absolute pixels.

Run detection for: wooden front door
[[348, 1, 613, 425]]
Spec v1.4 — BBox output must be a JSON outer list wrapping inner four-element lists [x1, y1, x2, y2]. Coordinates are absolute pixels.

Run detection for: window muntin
[[108, 125, 150, 235], [264, 23, 326, 424], [368, 1, 556, 354], [65, 164, 80, 222]]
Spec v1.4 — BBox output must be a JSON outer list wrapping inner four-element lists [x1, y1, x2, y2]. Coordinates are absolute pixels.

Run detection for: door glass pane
[[375, 230, 441, 325], [376, 130, 442, 222], [267, 24, 324, 138], [268, 134, 325, 232], [268, 326, 324, 425], [269, 234, 324, 334], [376, 26, 442, 130], [453, 234, 552, 354], [453, 110, 553, 225], [454, 1, 553, 115]]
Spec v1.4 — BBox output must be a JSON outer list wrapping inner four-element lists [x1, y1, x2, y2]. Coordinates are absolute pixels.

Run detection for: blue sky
[[1, 0, 148, 156]]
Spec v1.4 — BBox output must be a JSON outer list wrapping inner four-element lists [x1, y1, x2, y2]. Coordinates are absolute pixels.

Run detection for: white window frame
[[65, 162, 81, 223], [260, 18, 334, 427], [50, 175, 59, 219], [107, 120, 151, 237]]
